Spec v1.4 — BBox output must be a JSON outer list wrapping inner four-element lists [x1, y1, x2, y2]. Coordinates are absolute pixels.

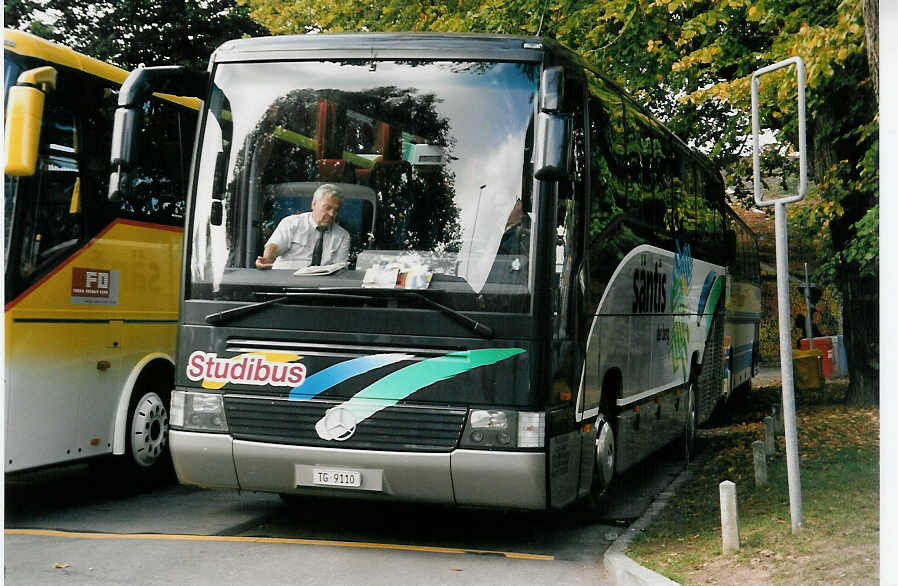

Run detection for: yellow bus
[[3, 29, 199, 477]]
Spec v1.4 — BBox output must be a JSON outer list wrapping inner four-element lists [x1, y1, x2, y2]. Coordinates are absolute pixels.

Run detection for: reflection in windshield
[[190, 59, 537, 312]]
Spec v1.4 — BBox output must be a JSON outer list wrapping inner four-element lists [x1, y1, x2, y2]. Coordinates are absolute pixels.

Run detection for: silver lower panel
[[170, 431, 239, 488], [452, 449, 546, 510], [170, 431, 547, 510]]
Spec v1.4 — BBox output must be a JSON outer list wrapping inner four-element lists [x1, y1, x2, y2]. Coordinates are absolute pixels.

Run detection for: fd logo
[[71, 267, 118, 305], [72, 268, 111, 298]]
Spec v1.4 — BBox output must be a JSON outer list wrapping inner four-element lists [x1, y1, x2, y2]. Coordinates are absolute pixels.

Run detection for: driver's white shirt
[[265, 212, 349, 269]]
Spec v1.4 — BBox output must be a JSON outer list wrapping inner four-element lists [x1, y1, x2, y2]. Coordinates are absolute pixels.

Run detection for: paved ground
[[753, 365, 783, 388]]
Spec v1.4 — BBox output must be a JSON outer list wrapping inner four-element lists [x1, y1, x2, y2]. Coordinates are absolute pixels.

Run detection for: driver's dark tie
[[310, 225, 326, 266]]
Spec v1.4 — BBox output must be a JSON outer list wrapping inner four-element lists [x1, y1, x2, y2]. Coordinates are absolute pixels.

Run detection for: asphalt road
[[3, 440, 693, 586]]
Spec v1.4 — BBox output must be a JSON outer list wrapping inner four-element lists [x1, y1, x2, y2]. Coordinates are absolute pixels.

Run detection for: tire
[[585, 415, 616, 511], [124, 386, 173, 477], [684, 384, 697, 462]]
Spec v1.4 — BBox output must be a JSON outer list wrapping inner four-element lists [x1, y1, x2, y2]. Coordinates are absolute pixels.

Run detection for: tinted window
[[119, 98, 198, 225]]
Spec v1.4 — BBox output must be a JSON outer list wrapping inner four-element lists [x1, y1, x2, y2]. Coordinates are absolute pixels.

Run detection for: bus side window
[[586, 91, 625, 237], [19, 96, 83, 280], [120, 99, 199, 226]]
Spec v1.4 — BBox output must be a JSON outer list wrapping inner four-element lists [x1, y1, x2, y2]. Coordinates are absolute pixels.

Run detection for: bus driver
[[255, 183, 350, 270]]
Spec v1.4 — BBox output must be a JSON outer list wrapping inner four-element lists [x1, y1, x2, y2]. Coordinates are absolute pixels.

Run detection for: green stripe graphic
[[321, 348, 526, 424]]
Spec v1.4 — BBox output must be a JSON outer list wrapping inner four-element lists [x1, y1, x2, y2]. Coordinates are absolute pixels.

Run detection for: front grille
[[224, 395, 467, 452], [225, 339, 456, 357]]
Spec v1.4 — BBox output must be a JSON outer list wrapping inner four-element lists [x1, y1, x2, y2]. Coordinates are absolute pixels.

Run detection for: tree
[[5, 0, 269, 70], [243, 0, 880, 404]]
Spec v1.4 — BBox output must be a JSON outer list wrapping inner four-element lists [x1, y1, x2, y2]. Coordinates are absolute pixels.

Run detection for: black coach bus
[[110, 33, 753, 511]]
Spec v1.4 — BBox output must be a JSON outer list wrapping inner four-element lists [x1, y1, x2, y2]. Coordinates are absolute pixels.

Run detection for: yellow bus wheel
[[126, 389, 171, 470]]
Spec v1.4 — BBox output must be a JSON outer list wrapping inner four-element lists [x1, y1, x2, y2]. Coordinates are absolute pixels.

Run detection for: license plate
[[312, 468, 362, 488]]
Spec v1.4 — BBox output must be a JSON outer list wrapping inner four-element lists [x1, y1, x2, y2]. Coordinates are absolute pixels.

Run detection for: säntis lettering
[[186, 351, 306, 387]]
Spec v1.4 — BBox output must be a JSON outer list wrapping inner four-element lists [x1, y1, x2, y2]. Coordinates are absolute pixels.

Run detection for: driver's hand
[[255, 256, 274, 270]]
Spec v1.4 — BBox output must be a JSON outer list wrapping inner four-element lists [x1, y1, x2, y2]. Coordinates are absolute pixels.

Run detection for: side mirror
[[534, 66, 570, 182], [209, 151, 227, 226], [4, 66, 57, 177], [108, 106, 143, 202], [109, 65, 207, 202], [534, 112, 570, 181], [210, 200, 223, 226]]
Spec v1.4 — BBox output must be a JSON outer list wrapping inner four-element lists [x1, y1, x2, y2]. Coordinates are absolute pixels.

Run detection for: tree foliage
[[241, 0, 877, 403], [5, 0, 269, 70]]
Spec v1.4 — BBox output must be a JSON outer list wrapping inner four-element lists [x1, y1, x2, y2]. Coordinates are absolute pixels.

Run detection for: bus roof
[[4, 28, 128, 84], [212, 32, 554, 64], [4, 29, 201, 110]]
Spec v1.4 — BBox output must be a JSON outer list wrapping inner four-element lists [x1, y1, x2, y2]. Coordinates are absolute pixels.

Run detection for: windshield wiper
[[205, 294, 288, 325], [287, 287, 495, 339], [206, 288, 494, 338], [205, 290, 375, 325]]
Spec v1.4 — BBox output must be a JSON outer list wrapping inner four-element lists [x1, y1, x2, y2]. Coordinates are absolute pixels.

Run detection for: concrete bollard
[[752, 440, 768, 486], [719, 480, 740, 554], [771, 403, 785, 435], [764, 416, 776, 456]]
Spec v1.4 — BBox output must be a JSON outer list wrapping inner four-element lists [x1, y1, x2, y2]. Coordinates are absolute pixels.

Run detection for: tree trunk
[[840, 267, 879, 405], [864, 0, 879, 104], [807, 103, 838, 183]]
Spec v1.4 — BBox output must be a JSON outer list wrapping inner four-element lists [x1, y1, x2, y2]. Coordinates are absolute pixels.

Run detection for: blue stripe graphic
[[288, 353, 413, 401]]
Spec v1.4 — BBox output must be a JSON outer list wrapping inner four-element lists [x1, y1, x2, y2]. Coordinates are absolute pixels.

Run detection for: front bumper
[[170, 430, 546, 510]]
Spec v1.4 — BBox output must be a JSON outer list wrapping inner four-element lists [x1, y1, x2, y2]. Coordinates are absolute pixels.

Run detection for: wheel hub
[[594, 418, 615, 491], [130, 392, 169, 468]]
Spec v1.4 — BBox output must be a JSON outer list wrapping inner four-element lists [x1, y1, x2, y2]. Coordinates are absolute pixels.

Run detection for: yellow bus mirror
[[69, 177, 82, 214], [4, 66, 58, 177]]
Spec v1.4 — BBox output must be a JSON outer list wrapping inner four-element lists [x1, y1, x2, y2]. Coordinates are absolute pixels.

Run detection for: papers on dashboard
[[293, 262, 346, 276]]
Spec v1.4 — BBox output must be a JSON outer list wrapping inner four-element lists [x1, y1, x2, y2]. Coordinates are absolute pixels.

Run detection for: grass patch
[[628, 381, 879, 585]]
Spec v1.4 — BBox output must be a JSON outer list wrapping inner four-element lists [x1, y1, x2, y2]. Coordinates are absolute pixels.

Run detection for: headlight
[[170, 390, 229, 432], [470, 410, 509, 429], [460, 409, 544, 449]]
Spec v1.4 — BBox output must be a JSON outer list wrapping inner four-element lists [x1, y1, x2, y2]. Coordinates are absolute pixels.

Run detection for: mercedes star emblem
[[315, 406, 358, 441]]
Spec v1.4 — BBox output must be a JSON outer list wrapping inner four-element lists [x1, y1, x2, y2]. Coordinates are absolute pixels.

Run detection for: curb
[[602, 450, 708, 586]]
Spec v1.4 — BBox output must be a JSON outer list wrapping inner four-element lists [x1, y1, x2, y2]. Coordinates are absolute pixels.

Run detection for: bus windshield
[[188, 59, 538, 313]]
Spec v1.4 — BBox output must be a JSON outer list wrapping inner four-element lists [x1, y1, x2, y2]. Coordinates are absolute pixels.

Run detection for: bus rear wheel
[[585, 415, 616, 511], [125, 387, 172, 475], [684, 385, 697, 462]]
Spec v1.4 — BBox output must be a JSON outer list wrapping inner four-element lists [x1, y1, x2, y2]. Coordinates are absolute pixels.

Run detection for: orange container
[[800, 337, 834, 379]]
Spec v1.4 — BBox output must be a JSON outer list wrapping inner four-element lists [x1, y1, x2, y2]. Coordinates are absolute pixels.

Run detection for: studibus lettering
[[186, 351, 306, 387]]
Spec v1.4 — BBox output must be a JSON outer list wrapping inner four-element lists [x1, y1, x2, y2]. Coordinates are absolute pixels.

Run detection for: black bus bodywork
[[112, 33, 743, 510]]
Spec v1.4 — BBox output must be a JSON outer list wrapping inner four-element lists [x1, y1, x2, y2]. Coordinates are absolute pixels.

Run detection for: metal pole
[[752, 56, 806, 536], [803, 263, 814, 349], [775, 201, 804, 533], [465, 184, 486, 277]]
